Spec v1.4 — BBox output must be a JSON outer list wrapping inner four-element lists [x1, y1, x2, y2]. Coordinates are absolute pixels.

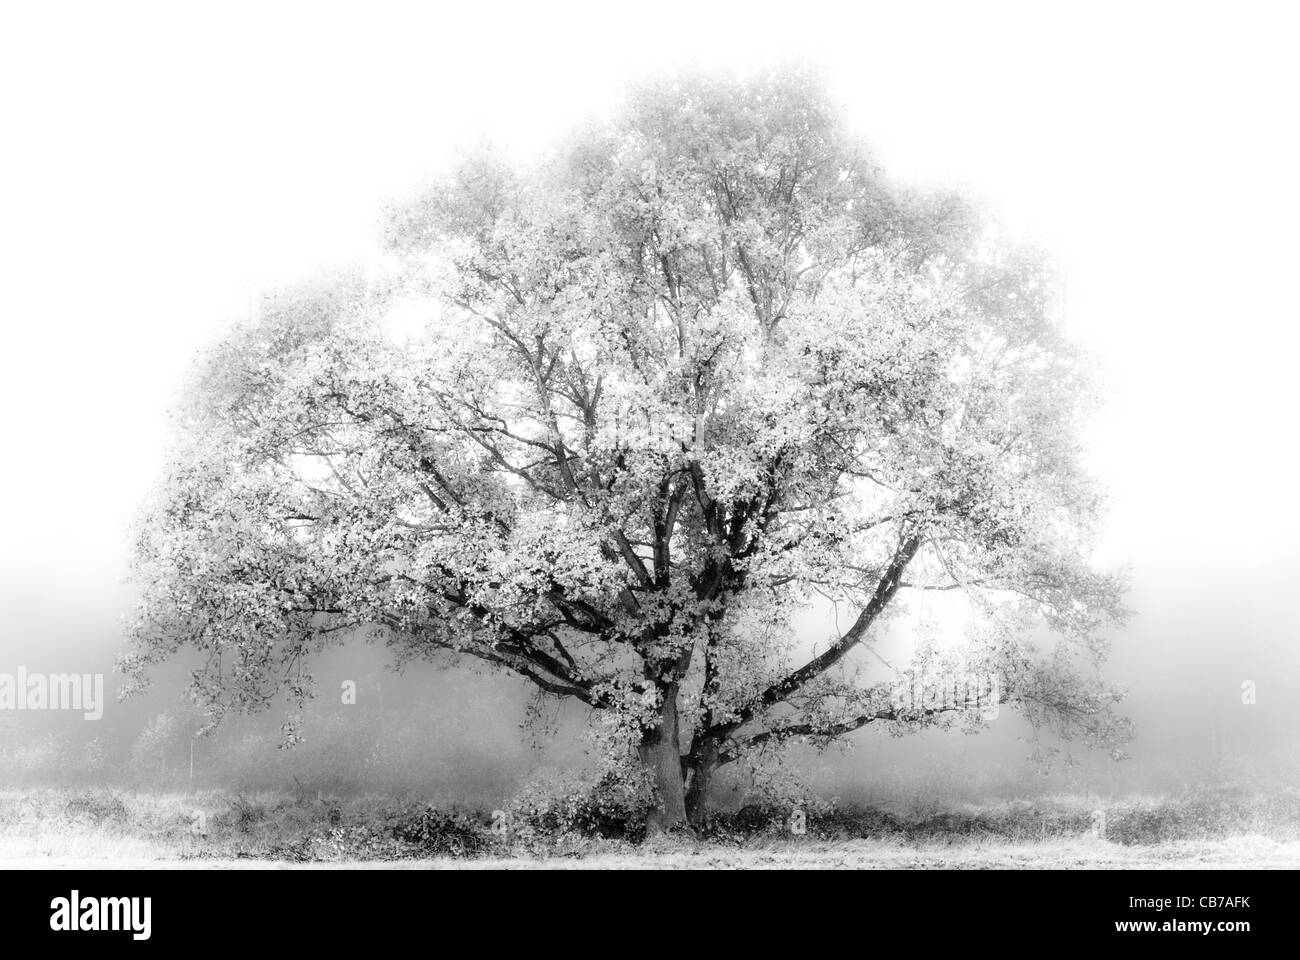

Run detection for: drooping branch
[[400, 619, 599, 705], [695, 532, 923, 747], [716, 693, 998, 763]]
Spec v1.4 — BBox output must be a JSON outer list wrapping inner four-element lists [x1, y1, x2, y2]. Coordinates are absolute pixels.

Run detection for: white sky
[[1, 0, 1297, 612]]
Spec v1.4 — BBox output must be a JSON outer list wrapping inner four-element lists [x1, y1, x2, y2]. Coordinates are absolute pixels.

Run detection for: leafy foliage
[[508, 767, 656, 843], [390, 805, 492, 857]]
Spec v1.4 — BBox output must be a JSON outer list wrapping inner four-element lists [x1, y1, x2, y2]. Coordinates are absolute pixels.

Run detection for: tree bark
[[638, 683, 689, 832], [684, 743, 719, 825]]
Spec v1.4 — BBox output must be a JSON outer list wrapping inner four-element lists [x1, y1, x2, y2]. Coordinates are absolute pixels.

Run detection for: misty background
[[1, 1, 1297, 805]]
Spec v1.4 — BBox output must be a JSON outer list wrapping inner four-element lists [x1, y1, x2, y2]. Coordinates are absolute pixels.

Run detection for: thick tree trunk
[[684, 743, 719, 825], [638, 683, 689, 833]]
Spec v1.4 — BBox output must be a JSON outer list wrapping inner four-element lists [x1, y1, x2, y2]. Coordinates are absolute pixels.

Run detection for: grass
[[1, 785, 1298, 868]]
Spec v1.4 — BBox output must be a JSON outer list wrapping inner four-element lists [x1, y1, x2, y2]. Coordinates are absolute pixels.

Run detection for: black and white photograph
[[0, 0, 1294, 944]]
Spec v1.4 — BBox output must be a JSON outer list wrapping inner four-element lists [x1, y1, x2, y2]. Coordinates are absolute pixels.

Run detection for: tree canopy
[[123, 70, 1130, 828]]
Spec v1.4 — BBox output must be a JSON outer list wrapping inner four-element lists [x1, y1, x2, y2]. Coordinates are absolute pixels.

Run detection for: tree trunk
[[684, 743, 719, 825], [638, 683, 689, 833]]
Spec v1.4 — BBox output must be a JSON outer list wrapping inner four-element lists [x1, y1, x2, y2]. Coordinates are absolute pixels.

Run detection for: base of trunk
[[638, 683, 689, 833]]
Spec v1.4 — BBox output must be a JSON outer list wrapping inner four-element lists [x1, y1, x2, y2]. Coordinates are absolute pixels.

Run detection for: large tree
[[124, 71, 1129, 829]]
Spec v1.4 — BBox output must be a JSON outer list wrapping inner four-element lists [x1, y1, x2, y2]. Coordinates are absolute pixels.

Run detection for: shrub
[[228, 793, 267, 830], [390, 805, 491, 858], [507, 767, 655, 845]]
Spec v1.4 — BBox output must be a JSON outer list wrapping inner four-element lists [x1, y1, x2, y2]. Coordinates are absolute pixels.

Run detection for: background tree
[[123, 70, 1129, 830]]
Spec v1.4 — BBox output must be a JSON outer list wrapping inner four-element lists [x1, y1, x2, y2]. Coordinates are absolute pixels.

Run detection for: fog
[[2, 1, 1298, 804]]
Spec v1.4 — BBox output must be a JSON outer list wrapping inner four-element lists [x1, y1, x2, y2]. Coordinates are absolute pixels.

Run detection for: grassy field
[[2, 786, 1298, 869]]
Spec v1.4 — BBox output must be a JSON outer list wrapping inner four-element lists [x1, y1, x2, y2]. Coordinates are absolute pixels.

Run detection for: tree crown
[[124, 71, 1129, 768]]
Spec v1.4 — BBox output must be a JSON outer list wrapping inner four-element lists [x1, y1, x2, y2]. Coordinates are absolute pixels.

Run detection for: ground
[[2, 786, 1297, 869], [13, 839, 1300, 870]]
